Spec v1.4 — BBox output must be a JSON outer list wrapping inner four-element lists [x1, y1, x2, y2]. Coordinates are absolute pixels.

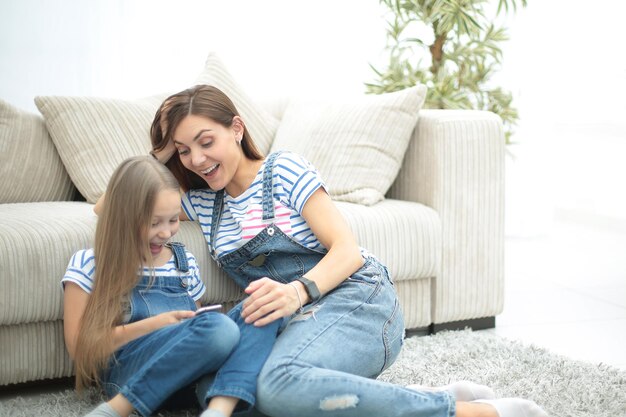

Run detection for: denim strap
[[261, 151, 283, 221], [209, 189, 225, 263], [209, 152, 282, 262], [166, 241, 189, 272]]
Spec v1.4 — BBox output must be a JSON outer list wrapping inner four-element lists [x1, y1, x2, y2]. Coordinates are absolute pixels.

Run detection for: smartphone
[[195, 304, 223, 314]]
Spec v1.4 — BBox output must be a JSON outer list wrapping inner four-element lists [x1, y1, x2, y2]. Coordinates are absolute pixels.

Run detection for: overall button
[[267, 227, 275, 236], [181, 278, 188, 288]]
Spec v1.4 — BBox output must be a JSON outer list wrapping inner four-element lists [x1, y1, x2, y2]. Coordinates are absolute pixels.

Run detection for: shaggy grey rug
[[1, 330, 625, 417]]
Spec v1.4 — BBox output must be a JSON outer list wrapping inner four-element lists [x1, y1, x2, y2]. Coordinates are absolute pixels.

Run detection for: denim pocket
[[236, 253, 305, 284], [135, 288, 195, 321]]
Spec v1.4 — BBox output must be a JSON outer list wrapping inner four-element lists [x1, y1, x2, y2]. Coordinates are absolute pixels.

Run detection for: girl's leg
[[256, 259, 454, 417], [196, 301, 281, 412], [102, 313, 240, 417]]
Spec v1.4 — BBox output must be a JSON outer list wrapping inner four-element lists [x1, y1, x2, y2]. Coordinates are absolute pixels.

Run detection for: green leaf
[[371, 0, 522, 142]]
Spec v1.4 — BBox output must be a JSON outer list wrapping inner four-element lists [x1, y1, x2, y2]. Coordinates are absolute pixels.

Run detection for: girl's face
[[172, 114, 243, 193], [147, 188, 181, 263]]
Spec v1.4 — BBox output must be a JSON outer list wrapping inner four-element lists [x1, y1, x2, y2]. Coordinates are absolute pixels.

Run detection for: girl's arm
[[242, 188, 363, 326], [63, 282, 195, 359], [63, 282, 90, 359], [110, 310, 195, 351]]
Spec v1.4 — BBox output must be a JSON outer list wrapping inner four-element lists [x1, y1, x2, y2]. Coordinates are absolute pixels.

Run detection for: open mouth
[[150, 243, 163, 255], [200, 164, 220, 178]]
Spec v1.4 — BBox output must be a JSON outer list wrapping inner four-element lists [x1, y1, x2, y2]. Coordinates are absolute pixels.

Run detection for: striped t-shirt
[[182, 152, 326, 258], [61, 248, 206, 302]]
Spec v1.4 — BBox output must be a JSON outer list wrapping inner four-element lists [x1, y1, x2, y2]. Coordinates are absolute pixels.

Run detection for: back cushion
[[0, 99, 74, 203]]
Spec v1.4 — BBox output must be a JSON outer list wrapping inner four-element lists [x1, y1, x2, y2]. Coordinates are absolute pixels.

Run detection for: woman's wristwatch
[[296, 276, 321, 302]]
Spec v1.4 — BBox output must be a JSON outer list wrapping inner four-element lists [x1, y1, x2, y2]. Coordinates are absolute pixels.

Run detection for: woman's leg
[[103, 313, 240, 417], [254, 258, 549, 417], [255, 259, 455, 417]]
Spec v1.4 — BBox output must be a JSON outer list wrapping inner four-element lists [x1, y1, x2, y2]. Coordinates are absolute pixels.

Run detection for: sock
[[84, 402, 122, 417], [200, 409, 228, 417], [473, 398, 549, 417], [407, 380, 496, 401]]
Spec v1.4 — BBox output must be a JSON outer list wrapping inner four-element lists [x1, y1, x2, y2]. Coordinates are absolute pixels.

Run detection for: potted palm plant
[[368, 0, 527, 143]]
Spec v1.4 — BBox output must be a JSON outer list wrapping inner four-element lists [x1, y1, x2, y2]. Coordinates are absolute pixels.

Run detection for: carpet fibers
[[1, 330, 624, 416]]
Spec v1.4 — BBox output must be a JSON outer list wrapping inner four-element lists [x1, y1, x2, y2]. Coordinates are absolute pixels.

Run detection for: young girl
[[63, 156, 279, 417], [145, 84, 549, 417]]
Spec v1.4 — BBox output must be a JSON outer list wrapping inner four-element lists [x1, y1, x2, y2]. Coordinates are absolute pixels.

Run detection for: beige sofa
[[0, 55, 505, 387]]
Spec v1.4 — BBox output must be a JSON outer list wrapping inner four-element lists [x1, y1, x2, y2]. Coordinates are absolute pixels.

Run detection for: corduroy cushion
[[34, 52, 279, 204], [0, 99, 74, 203], [34, 95, 163, 204], [195, 52, 280, 155], [270, 86, 427, 205], [0, 199, 439, 326]]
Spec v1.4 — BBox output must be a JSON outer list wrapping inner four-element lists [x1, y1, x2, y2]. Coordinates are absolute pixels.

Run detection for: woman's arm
[[63, 282, 195, 359], [242, 188, 363, 326], [297, 188, 364, 294]]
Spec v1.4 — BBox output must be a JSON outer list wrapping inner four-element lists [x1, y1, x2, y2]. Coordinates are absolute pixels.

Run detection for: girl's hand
[[242, 278, 305, 326], [156, 310, 196, 326], [113, 310, 196, 351]]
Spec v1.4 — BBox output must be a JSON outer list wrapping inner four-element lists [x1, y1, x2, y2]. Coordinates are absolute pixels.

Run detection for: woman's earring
[[237, 137, 242, 146]]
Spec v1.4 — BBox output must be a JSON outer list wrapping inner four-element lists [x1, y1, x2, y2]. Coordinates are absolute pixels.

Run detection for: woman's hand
[[151, 139, 177, 164], [242, 278, 308, 326]]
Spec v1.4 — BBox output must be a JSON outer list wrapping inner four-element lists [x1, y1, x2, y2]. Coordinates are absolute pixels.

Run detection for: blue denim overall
[[209, 152, 454, 417], [102, 243, 279, 416]]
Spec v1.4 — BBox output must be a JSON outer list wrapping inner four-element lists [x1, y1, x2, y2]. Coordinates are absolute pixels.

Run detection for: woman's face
[[172, 114, 243, 192]]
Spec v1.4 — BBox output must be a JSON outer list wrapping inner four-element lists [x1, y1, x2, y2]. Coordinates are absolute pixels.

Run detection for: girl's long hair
[[73, 156, 180, 391], [150, 84, 264, 191]]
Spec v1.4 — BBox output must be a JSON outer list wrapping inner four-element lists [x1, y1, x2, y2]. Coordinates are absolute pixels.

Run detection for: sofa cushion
[[0, 202, 97, 325], [34, 52, 279, 204], [0, 198, 438, 325], [0, 202, 242, 326], [0, 99, 74, 203], [195, 52, 280, 155], [34, 95, 164, 204], [336, 199, 441, 281], [270, 86, 427, 206]]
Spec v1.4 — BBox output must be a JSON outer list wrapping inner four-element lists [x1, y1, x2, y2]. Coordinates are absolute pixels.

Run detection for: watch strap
[[296, 276, 321, 302]]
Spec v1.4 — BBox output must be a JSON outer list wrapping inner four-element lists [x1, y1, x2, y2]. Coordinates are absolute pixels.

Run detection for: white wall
[[497, 0, 626, 234], [2, 0, 625, 233], [0, 0, 388, 110]]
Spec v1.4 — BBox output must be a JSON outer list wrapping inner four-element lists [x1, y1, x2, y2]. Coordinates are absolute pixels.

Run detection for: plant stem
[[429, 31, 446, 75]]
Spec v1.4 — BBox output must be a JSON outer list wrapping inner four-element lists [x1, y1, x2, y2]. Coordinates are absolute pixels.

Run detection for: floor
[[487, 213, 626, 370]]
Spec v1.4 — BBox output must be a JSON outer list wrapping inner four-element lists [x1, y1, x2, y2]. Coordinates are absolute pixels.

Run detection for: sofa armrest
[[388, 109, 505, 324]]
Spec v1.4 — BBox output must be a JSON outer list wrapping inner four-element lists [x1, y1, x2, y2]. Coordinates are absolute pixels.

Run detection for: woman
[[148, 84, 548, 417]]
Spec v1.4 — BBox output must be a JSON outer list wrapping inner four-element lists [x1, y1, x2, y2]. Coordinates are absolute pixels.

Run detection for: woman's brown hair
[[73, 156, 179, 391], [150, 84, 264, 191]]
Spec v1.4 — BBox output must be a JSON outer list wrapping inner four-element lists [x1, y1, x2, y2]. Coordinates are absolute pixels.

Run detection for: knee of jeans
[[256, 360, 304, 415], [192, 313, 240, 359]]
